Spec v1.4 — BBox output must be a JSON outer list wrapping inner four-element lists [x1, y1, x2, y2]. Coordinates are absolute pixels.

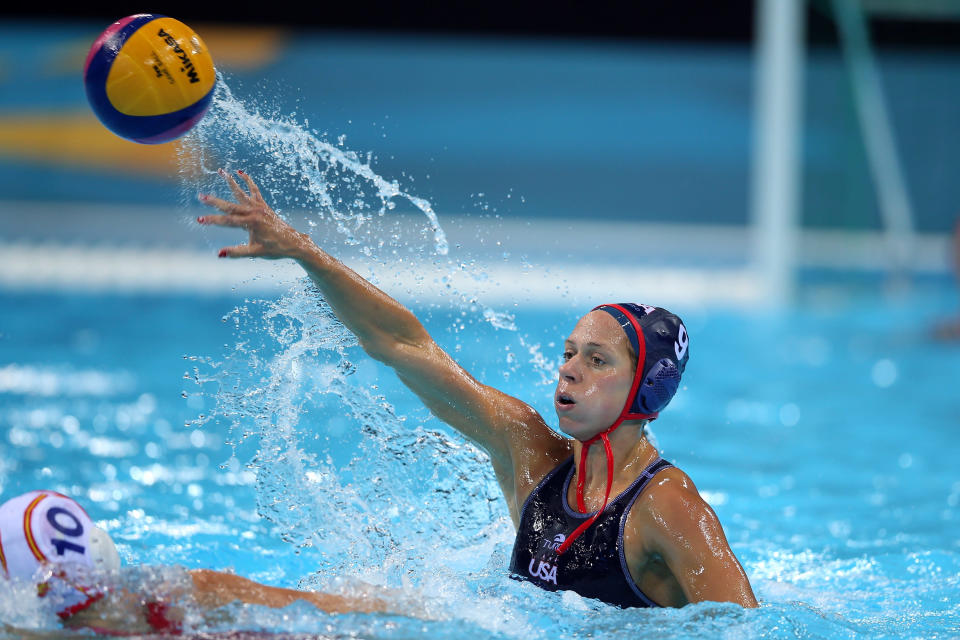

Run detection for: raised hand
[[197, 169, 311, 260]]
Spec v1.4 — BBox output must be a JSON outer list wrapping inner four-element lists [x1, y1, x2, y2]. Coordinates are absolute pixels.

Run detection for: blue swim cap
[[593, 303, 689, 419]]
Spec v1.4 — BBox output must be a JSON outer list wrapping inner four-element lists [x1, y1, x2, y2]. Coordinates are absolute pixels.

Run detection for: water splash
[[187, 283, 506, 583], [179, 75, 448, 256], [179, 75, 556, 392], [482, 307, 517, 331]]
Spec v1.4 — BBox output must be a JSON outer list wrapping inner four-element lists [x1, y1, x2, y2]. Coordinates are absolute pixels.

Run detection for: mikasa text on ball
[[84, 14, 216, 144]]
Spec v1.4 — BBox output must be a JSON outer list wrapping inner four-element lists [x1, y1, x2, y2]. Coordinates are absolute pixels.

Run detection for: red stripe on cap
[[23, 494, 48, 563], [605, 303, 656, 422], [0, 528, 7, 577]]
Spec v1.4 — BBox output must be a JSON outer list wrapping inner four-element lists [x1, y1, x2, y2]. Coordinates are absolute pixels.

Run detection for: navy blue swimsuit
[[509, 455, 673, 608]]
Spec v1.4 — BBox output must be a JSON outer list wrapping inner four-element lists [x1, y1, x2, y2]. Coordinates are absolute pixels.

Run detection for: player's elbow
[[360, 336, 395, 363], [685, 573, 758, 609], [693, 592, 759, 609], [361, 333, 435, 369], [714, 582, 759, 608]]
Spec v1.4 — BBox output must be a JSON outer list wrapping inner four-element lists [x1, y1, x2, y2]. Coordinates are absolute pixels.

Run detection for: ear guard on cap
[[594, 303, 689, 419], [88, 526, 120, 573], [636, 358, 682, 414]]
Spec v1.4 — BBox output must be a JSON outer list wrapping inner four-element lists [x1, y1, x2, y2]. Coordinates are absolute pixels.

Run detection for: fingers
[[197, 171, 272, 263], [199, 194, 245, 215], [218, 244, 258, 259], [197, 214, 246, 228], [236, 170, 264, 203], [201, 170, 265, 212], [218, 168, 248, 203]]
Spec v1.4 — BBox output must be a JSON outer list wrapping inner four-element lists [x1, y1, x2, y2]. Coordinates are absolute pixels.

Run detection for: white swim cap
[[0, 490, 119, 616]]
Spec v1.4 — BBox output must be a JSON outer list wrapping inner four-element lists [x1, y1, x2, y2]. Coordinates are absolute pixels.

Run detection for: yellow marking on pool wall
[[186, 25, 287, 71], [0, 112, 205, 177]]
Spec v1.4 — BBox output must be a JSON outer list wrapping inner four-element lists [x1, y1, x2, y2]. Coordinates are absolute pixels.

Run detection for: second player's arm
[[65, 569, 418, 633]]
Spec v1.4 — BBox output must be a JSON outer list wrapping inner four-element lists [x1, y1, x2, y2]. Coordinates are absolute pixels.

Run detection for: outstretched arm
[[188, 569, 399, 614], [198, 171, 569, 517], [64, 569, 412, 634]]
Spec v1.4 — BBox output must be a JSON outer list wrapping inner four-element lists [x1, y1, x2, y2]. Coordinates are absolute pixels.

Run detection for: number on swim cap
[[47, 507, 84, 537], [675, 324, 688, 361]]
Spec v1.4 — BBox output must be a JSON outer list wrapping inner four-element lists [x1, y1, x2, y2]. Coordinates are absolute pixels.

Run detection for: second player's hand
[[197, 169, 311, 260]]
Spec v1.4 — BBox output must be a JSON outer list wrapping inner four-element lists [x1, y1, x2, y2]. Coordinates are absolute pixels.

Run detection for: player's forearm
[[67, 571, 404, 634], [190, 569, 392, 614], [290, 239, 430, 361]]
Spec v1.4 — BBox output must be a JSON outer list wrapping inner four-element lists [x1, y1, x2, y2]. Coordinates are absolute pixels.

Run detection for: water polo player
[[0, 490, 120, 618], [0, 490, 402, 634], [198, 170, 758, 608]]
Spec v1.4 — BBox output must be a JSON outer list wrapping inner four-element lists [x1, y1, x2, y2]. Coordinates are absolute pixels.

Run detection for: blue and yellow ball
[[84, 14, 216, 144]]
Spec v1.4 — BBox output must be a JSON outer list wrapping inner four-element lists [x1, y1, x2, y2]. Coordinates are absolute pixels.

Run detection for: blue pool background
[[2, 282, 959, 638], [1, 16, 959, 640]]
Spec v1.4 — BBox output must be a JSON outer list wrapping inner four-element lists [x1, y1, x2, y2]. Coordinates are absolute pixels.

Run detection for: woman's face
[[554, 310, 635, 440]]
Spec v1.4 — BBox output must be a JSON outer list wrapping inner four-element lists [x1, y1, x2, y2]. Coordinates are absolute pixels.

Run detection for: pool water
[[1, 279, 958, 639]]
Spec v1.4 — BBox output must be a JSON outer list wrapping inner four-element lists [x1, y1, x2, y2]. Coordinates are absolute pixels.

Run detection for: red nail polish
[[217, 168, 225, 176], [218, 249, 227, 258], [237, 169, 244, 175], [198, 194, 208, 201], [197, 216, 205, 223]]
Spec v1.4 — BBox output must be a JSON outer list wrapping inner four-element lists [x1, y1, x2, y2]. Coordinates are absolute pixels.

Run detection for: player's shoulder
[[498, 394, 572, 456], [632, 463, 717, 529]]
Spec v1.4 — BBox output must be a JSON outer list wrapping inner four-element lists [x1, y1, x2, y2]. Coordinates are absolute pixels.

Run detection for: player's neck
[[574, 422, 656, 491]]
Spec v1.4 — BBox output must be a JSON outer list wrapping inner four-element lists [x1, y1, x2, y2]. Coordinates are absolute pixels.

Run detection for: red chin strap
[[556, 303, 656, 555]]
